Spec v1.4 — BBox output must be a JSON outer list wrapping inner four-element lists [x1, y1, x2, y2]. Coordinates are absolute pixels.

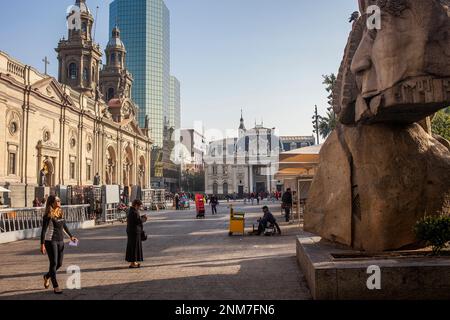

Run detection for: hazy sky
[[0, 0, 358, 138]]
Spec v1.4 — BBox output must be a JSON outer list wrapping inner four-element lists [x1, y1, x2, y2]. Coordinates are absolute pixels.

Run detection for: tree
[[318, 109, 337, 139], [432, 107, 450, 141], [318, 74, 337, 140]]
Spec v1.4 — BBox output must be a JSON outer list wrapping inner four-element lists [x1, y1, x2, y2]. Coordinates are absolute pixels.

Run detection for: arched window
[[223, 183, 229, 195], [213, 183, 218, 195], [111, 53, 116, 64], [81, 22, 87, 33], [118, 53, 122, 65], [83, 68, 89, 81], [107, 88, 115, 101], [69, 63, 77, 80]]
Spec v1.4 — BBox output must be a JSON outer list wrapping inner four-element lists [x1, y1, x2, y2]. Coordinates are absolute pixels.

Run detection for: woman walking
[[40, 196, 78, 294], [126, 200, 148, 268]]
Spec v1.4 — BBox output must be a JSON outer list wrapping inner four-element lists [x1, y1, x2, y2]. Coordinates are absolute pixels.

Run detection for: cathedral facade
[[0, 0, 152, 207]]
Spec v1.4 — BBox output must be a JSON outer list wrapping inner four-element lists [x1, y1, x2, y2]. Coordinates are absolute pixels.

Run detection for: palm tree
[[318, 74, 337, 140], [318, 109, 337, 139]]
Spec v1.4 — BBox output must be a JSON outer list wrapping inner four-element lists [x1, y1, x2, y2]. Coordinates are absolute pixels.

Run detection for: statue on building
[[304, 0, 450, 252], [138, 164, 145, 187], [93, 172, 101, 186], [39, 167, 47, 187], [145, 115, 149, 130]]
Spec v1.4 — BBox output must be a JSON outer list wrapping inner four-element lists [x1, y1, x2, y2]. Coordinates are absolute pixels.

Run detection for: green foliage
[[318, 109, 337, 139], [432, 108, 450, 141], [318, 74, 337, 139], [414, 215, 450, 255]]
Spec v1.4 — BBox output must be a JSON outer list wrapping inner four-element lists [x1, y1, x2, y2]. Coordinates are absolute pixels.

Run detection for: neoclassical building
[[204, 114, 318, 197], [0, 0, 152, 207], [204, 114, 280, 197]]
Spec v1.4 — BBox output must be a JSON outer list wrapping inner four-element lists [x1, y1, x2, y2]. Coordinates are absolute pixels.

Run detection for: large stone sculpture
[[304, 0, 450, 252]]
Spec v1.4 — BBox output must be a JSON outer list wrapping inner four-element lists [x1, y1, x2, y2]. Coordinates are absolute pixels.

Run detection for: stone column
[[233, 165, 237, 194], [100, 127, 105, 185], [118, 133, 123, 186], [59, 107, 66, 185], [249, 165, 253, 193], [78, 119, 83, 186]]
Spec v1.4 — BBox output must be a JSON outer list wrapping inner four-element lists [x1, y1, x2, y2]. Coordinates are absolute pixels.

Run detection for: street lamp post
[[186, 169, 190, 193]]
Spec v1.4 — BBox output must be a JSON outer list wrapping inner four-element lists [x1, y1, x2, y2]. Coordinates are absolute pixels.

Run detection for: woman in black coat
[[126, 200, 148, 268]]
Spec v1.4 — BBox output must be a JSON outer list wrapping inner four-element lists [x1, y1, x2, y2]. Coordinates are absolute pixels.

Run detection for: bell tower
[[239, 109, 246, 138], [99, 26, 133, 102], [55, 0, 102, 98]]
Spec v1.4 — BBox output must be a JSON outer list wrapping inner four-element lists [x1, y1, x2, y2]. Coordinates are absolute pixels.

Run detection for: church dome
[[107, 27, 125, 49]]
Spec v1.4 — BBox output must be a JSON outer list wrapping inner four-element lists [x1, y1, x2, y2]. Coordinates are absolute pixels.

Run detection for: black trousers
[[44, 241, 64, 288], [211, 205, 217, 215], [257, 221, 281, 235], [284, 207, 291, 222]]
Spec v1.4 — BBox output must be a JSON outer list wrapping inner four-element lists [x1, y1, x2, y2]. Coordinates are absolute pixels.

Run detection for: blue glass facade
[[169, 76, 180, 130], [110, 0, 170, 147]]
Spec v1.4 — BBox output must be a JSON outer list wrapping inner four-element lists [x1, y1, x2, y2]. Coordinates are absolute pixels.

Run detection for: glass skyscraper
[[110, 0, 171, 147], [169, 76, 181, 130]]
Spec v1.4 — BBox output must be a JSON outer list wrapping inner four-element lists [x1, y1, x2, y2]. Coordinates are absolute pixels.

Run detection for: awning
[[0, 187, 11, 193], [275, 168, 315, 179], [275, 144, 322, 179]]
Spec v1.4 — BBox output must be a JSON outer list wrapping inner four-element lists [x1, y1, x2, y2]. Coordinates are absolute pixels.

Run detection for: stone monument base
[[297, 231, 450, 300]]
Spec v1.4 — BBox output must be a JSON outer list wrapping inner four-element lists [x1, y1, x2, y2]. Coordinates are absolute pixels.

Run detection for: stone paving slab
[[0, 203, 312, 300]]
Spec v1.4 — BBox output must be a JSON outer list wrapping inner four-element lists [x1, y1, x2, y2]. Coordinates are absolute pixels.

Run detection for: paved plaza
[[0, 202, 311, 300]]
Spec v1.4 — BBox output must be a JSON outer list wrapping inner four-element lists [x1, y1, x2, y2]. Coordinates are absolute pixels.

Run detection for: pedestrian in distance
[[33, 197, 42, 208], [210, 195, 218, 215], [40, 196, 78, 294], [175, 193, 180, 210], [282, 188, 293, 223], [126, 200, 148, 269]]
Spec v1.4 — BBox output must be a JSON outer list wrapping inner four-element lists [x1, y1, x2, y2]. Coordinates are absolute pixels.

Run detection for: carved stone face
[[353, 0, 450, 95], [336, 0, 450, 124]]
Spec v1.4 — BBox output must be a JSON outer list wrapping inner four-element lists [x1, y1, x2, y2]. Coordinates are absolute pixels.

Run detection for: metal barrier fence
[[0, 205, 90, 233]]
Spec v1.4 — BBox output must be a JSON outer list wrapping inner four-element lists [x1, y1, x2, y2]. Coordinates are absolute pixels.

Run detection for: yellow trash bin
[[228, 205, 245, 236]]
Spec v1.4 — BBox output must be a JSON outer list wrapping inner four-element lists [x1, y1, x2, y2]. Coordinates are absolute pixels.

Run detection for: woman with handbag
[[126, 200, 148, 268], [40, 196, 78, 294]]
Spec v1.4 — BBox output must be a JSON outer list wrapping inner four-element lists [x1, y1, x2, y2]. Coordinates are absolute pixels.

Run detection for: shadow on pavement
[[0, 254, 311, 300]]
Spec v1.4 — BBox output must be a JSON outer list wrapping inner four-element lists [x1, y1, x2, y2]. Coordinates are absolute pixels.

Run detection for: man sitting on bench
[[256, 206, 281, 235]]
